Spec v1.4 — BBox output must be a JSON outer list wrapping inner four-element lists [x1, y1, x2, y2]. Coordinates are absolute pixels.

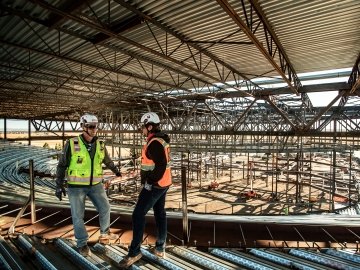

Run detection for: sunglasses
[[85, 124, 98, 129]]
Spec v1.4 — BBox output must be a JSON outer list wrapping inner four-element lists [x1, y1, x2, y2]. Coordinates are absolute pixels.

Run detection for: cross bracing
[[0, 0, 359, 139], [2, 3, 360, 265]]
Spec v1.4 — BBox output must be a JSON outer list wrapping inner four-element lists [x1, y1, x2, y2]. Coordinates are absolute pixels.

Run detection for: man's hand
[[144, 182, 152, 191], [55, 185, 66, 201], [104, 179, 111, 190]]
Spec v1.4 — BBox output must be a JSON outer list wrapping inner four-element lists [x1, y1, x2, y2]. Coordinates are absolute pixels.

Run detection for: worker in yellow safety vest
[[55, 113, 122, 256], [119, 112, 172, 268]]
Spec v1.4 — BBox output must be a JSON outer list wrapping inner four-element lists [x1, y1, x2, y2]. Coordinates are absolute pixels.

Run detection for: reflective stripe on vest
[[141, 137, 172, 187], [67, 136, 105, 185], [73, 137, 80, 152]]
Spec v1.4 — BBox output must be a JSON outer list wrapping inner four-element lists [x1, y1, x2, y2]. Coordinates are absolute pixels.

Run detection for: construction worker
[[119, 112, 172, 268], [55, 113, 121, 256]]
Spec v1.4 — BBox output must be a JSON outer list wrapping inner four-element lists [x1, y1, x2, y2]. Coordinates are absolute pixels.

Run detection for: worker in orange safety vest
[[119, 112, 172, 268]]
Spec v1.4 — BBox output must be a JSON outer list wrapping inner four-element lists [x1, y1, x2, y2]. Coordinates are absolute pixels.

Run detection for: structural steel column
[[28, 120, 31, 145], [3, 118, 6, 140], [30, 160, 36, 224], [181, 166, 189, 245]]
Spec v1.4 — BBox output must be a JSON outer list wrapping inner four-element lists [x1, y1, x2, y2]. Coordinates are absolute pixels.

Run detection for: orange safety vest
[[141, 137, 172, 187]]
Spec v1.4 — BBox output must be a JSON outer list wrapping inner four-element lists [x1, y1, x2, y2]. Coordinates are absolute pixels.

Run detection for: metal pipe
[[8, 199, 31, 235], [55, 239, 99, 270], [62, 120, 65, 148], [321, 227, 344, 249], [331, 121, 337, 211], [28, 120, 31, 145], [29, 160, 36, 224], [181, 166, 188, 245], [3, 117, 6, 140], [349, 150, 352, 206], [239, 224, 246, 247], [265, 225, 277, 248], [230, 152, 232, 182], [18, 235, 57, 270], [293, 226, 311, 248]]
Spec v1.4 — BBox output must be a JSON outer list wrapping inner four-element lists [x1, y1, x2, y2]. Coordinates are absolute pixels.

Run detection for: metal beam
[[178, 101, 200, 131], [91, 15, 144, 44], [264, 96, 297, 130], [0, 40, 190, 93], [232, 98, 257, 130], [204, 101, 227, 130], [216, 0, 300, 94], [30, 0, 254, 98], [315, 54, 360, 131], [113, 0, 261, 95], [349, 53, 360, 94], [304, 91, 346, 131]]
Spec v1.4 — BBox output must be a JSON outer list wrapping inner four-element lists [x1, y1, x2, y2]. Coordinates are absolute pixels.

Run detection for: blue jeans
[[67, 183, 111, 248], [128, 186, 169, 257]]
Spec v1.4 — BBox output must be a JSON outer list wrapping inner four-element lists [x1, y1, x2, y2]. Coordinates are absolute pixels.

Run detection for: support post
[[181, 166, 188, 245], [30, 160, 36, 224], [3, 117, 6, 140], [331, 123, 337, 211], [332, 148, 336, 211], [62, 120, 65, 148], [8, 159, 36, 234], [28, 120, 31, 145], [349, 150, 352, 206]]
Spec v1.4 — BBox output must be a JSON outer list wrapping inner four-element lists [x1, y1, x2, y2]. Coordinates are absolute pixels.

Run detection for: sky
[[0, 68, 352, 131]]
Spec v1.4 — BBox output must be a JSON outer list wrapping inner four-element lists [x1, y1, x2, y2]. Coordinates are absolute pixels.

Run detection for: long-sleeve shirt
[[56, 134, 120, 187], [140, 131, 170, 186]]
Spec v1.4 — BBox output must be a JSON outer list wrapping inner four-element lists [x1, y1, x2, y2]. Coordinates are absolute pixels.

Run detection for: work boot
[[98, 232, 118, 244], [78, 245, 91, 257], [153, 248, 165, 258], [118, 253, 142, 268]]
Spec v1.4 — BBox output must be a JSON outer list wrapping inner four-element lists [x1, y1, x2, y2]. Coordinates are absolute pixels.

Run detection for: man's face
[[141, 124, 147, 137], [140, 124, 152, 137], [84, 122, 98, 136]]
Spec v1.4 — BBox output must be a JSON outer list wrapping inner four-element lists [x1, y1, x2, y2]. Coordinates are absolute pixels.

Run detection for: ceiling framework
[[0, 0, 359, 143]]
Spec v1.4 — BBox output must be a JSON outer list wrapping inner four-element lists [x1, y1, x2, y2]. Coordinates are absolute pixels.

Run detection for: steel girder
[[216, 0, 301, 94], [315, 54, 360, 132], [29, 0, 256, 97], [213, 0, 320, 132], [0, 0, 359, 141]]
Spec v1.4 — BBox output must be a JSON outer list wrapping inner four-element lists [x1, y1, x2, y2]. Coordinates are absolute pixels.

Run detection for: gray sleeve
[[55, 141, 71, 186], [102, 146, 120, 175]]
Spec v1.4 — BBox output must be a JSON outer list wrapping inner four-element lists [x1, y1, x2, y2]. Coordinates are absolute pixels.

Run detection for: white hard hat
[[140, 112, 160, 125], [80, 114, 98, 126]]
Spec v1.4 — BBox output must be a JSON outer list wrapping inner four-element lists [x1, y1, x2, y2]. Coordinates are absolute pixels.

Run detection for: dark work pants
[[128, 186, 169, 257]]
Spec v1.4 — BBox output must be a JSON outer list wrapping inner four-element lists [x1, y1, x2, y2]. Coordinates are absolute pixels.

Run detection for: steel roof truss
[[306, 91, 346, 131], [159, 102, 176, 129], [113, 0, 261, 95], [216, 0, 301, 94], [316, 54, 360, 131], [204, 101, 227, 130], [341, 113, 360, 131], [349, 53, 360, 94], [178, 101, 200, 131], [263, 96, 297, 131]]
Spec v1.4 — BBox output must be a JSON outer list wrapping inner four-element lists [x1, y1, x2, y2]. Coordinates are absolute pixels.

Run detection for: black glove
[[116, 172, 121, 177], [55, 185, 66, 201]]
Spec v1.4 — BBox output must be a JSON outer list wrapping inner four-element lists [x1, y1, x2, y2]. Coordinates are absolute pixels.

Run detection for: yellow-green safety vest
[[67, 136, 105, 185]]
